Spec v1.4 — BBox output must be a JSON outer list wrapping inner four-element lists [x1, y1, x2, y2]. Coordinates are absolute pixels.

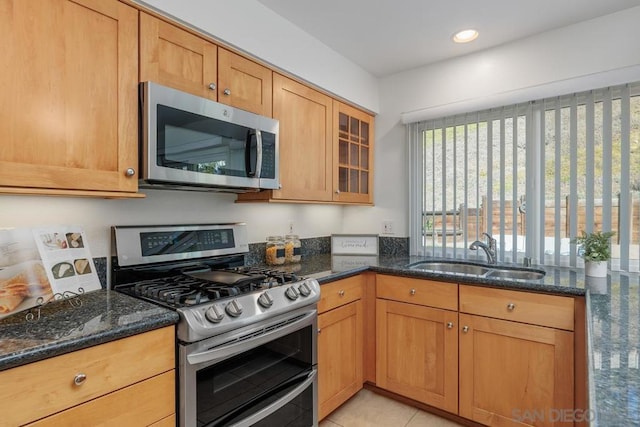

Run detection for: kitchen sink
[[409, 262, 491, 276], [407, 261, 545, 281]]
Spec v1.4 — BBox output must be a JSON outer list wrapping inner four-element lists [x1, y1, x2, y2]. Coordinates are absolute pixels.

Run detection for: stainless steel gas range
[[111, 223, 320, 427]]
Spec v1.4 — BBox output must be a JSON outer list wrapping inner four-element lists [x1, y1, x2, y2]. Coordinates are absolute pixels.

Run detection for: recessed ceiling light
[[452, 29, 479, 43]]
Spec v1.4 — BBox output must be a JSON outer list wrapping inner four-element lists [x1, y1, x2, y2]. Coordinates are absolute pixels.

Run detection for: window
[[408, 82, 640, 271]]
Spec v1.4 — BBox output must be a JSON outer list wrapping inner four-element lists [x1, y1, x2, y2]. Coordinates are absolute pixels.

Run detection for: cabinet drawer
[[376, 275, 457, 311], [459, 285, 574, 330], [318, 275, 364, 313], [27, 371, 175, 427], [0, 326, 175, 426]]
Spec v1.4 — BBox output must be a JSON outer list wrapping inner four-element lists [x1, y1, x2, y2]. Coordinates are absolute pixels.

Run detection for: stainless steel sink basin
[[409, 262, 491, 276], [486, 269, 546, 281], [408, 261, 546, 281]]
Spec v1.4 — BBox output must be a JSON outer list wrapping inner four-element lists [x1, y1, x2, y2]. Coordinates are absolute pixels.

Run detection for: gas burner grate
[[119, 267, 304, 309], [228, 267, 299, 285]]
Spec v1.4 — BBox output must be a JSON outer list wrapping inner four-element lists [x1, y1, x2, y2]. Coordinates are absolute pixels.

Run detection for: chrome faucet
[[469, 232, 497, 264]]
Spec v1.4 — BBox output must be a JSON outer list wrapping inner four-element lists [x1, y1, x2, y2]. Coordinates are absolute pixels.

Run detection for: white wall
[[0, 192, 343, 257], [343, 6, 640, 239], [135, 0, 380, 113]]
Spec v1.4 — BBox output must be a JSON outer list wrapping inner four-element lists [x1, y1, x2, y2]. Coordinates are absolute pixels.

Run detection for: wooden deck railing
[[423, 193, 640, 246]]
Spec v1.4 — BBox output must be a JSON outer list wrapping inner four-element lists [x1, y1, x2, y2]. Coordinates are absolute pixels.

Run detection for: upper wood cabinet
[[139, 11, 217, 101], [239, 73, 333, 202], [0, 0, 140, 197], [333, 101, 374, 204], [238, 76, 374, 204], [218, 47, 272, 116], [140, 13, 272, 116]]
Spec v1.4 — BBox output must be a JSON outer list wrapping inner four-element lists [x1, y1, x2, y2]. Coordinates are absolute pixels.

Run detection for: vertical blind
[[409, 82, 640, 271]]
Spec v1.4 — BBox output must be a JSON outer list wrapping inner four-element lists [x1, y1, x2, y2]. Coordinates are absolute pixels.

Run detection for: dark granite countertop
[[0, 289, 179, 371], [274, 253, 639, 427]]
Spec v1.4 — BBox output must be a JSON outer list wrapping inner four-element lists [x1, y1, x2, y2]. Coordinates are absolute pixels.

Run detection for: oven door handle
[[187, 309, 316, 366], [205, 368, 317, 427]]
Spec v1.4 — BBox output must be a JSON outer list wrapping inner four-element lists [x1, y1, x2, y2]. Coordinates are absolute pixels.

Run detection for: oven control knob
[[285, 286, 300, 301], [225, 299, 243, 317], [258, 291, 274, 308], [298, 282, 312, 297], [205, 304, 224, 323]]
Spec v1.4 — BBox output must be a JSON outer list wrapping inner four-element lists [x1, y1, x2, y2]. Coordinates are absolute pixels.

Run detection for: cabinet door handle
[[338, 290, 345, 297], [209, 82, 216, 90], [73, 373, 87, 386], [446, 322, 454, 329], [409, 288, 416, 296], [507, 303, 516, 311], [223, 88, 231, 96], [125, 168, 135, 177], [462, 326, 469, 333]]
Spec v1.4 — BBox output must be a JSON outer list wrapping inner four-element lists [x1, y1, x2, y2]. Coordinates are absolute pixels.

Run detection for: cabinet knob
[[507, 303, 516, 311], [446, 322, 454, 329], [73, 373, 87, 386], [338, 290, 345, 297], [317, 328, 321, 334], [125, 168, 136, 177], [223, 88, 231, 96], [462, 326, 469, 333], [410, 288, 416, 296], [209, 82, 216, 90], [335, 189, 340, 195]]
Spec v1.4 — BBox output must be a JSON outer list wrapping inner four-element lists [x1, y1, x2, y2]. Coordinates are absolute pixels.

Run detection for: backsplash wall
[[0, 190, 345, 258]]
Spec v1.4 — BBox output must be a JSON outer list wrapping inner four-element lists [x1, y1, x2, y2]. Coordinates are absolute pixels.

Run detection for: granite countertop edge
[[0, 290, 179, 371]]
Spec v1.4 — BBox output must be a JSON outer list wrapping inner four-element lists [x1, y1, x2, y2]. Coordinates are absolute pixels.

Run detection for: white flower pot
[[585, 260, 608, 277]]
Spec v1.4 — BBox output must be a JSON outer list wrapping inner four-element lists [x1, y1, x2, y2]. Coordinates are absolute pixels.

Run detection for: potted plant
[[572, 230, 615, 277]]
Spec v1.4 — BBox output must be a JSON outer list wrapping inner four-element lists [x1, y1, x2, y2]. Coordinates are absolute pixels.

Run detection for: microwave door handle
[[244, 130, 262, 178], [255, 130, 263, 179], [244, 130, 257, 177]]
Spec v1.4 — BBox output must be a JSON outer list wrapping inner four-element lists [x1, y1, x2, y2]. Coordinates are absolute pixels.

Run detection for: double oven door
[[179, 306, 318, 427]]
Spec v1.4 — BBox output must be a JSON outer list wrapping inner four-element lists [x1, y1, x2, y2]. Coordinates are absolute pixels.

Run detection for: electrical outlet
[[288, 220, 295, 234], [383, 220, 394, 234]]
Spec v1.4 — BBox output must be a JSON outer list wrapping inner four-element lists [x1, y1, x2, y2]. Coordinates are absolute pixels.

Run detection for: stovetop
[[116, 266, 305, 310], [111, 224, 320, 343]]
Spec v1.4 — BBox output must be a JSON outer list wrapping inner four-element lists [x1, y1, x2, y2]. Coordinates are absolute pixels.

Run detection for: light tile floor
[[319, 389, 463, 427]]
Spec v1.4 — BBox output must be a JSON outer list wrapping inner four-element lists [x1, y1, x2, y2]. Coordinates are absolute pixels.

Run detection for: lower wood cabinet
[[376, 299, 458, 413], [318, 276, 365, 420], [458, 285, 575, 427], [375, 275, 458, 413], [459, 313, 574, 427], [373, 276, 578, 427], [0, 326, 175, 426]]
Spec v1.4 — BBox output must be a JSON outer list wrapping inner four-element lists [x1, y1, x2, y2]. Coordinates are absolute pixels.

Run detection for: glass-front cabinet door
[[333, 101, 374, 204]]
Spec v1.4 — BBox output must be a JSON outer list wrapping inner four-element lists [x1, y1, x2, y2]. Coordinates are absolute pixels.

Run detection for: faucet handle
[[482, 232, 497, 252], [482, 232, 494, 243]]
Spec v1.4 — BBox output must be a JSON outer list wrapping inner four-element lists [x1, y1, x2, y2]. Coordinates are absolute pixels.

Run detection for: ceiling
[[257, 0, 640, 77]]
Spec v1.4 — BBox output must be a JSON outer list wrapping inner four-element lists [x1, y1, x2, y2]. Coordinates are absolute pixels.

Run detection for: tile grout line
[[403, 409, 420, 427], [323, 418, 345, 427]]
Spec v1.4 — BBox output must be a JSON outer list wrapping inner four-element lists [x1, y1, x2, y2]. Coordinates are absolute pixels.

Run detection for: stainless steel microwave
[[140, 81, 279, 192]]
